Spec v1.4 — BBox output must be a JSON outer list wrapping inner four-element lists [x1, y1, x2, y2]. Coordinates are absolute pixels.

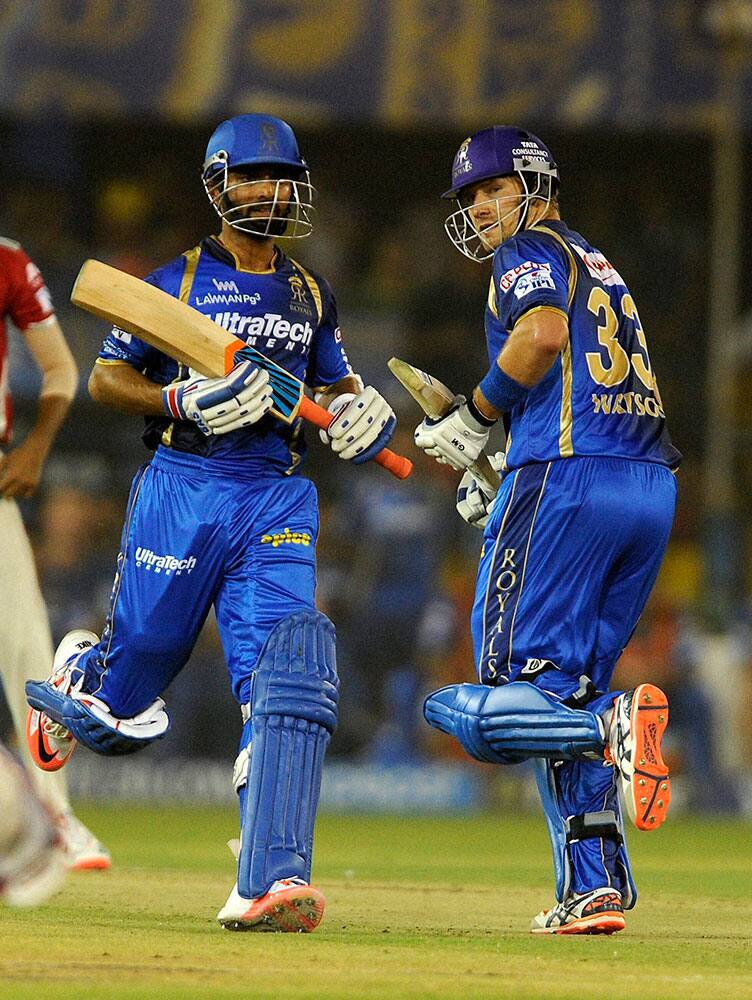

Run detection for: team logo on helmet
[[453, 137, 473, 181], [260, 122, 280, 154]]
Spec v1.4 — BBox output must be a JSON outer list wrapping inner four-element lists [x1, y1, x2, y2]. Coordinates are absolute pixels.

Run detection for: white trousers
[[0, 497, 69, 815]]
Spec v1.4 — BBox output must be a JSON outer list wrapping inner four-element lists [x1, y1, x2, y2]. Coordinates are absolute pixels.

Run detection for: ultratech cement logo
[[212, 311, 314, 345], [135, 547, 197, 575], [260, 527, 312, 549]]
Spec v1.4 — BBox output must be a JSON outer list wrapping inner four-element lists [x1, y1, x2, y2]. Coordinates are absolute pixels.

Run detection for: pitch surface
[[0, 807, 750, 999]]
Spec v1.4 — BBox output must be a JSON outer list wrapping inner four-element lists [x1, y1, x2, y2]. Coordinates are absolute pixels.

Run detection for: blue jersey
[[485, 220, 680, 471], [98, 237, 353, 476]]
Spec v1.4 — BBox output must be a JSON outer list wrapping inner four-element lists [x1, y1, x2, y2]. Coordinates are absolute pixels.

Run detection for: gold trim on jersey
[[487, 274, 498, 318], [284, 418, 305, 476], [505, 462, 551, 674], [478, 470, 519, 681], [94, 358, 133, 366], [289, 258, 323, 325], [517, 305, 569, 323], [210, 237, 279, 274], [179, 245, 202, 303], [533, 224, 577, 458]]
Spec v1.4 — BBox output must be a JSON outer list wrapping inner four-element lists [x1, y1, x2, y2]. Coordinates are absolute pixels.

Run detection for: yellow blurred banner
[[0, 0, 740, 125]]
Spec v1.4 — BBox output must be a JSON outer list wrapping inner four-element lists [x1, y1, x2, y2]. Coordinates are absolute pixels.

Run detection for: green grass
[[1, 806, 751, 999]]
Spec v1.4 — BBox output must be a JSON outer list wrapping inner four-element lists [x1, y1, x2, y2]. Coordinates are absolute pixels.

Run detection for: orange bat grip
[[298, 396, 413, 480]]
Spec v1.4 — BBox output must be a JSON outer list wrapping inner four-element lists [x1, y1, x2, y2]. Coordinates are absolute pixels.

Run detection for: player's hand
[[162, 361, 272, 436], [324, 386, 396, 464], [414, 396, 494, 472], [0, 439, 47, 499], [456, 451, 505, 529]]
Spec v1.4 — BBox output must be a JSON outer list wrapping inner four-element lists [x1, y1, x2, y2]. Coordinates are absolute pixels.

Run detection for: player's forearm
[[88, 361, 166, 416], [21, 394, 72, 459], [475, 310, 568, 420]]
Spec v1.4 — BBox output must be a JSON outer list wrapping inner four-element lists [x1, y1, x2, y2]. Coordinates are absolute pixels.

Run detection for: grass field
[[0, 806, 750, 1000]]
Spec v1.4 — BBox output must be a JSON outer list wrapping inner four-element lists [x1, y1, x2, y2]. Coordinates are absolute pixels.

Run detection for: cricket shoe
[[217, 878, 325, 932], [56, 812, 111, 871], [26, 630, 99, 772], [531, 887, 625, 935], [607, 683, 670, 831]]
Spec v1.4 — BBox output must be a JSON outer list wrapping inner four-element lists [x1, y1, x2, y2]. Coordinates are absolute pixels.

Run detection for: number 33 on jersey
[[485, 219, 680, 472]]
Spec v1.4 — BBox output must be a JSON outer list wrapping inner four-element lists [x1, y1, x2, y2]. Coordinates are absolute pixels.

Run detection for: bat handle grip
[[298, 396, 413, 480]]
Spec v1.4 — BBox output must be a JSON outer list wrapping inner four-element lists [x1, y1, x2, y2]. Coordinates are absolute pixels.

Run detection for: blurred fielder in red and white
[[0, 739, 68, 906], [0, 236, 110, 870]]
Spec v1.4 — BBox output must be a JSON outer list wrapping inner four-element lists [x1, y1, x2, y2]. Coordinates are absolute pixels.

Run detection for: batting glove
[[162, 361, 272, 436], [324, 386, 396, 464], [414, 396, 495, 472], [456, 451, 506, 529]]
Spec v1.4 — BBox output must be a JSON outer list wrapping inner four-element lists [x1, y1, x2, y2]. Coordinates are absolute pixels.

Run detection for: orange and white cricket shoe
[[26, 630, 99, 773], [217, 878, 325, 932], [608, 683, 670, 831], [531, 887, 625, 935], [56, 812, 111, 871]]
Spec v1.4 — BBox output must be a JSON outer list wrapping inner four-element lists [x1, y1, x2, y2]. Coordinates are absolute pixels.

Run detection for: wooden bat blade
[[72, 259, 229, 379], [387, 357, 455, 419], [388, 356, 501, 495], [72, 259, 412, 479]]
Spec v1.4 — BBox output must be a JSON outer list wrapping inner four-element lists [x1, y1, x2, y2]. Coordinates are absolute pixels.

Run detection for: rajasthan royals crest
[[288, 274, 311, 315], [260, 123, 280, 154]]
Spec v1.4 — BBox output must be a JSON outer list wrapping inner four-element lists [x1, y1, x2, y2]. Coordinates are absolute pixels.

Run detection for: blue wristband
[[477, 363, 530, 413]]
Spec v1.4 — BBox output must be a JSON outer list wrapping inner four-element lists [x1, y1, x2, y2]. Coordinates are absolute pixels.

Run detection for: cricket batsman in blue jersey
[[24, 113, 397, 931], [414, 126, 680, 935]]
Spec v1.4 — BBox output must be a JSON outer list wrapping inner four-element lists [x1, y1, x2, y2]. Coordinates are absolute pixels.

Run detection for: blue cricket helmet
[[202, 113, 314, 239], [203, 113, 308, 176], [443, 126, 559, 261], [442, 126, 558, 199]]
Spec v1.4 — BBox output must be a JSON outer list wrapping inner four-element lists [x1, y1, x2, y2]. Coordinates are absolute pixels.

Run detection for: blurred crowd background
[[1, 0, 752, 813]]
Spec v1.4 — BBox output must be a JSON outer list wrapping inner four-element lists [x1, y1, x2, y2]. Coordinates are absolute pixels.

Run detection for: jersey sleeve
[[492, 233, 570, 333], [97, 263, 184, 370], [4, 245, 55, 330], [305, 282, 354, 388]]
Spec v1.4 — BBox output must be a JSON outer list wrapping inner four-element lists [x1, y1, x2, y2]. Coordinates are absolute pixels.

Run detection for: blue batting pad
[[26, 679, 170, 755], [424, 681, 604, 764], [237, 610, 338, 899], [535, 758, 637, 908]]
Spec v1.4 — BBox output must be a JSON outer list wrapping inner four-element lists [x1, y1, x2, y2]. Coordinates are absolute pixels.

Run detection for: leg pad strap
[[566, 810, 622, 845]]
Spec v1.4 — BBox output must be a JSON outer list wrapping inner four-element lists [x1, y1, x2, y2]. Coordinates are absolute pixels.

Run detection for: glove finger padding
[[200, 370, 273, 433], [318, 392, 355, 446], [327, 386, 396, 462], [205, 393, 273, 434]]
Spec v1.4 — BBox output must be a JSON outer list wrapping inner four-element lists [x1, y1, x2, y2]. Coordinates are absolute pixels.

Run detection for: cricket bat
[[71, 259, 412, 480], [388, 357, 501, 495]]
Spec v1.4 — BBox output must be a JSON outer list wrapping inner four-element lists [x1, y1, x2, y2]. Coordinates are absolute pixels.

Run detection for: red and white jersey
[[0, 237, 55, 444]]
